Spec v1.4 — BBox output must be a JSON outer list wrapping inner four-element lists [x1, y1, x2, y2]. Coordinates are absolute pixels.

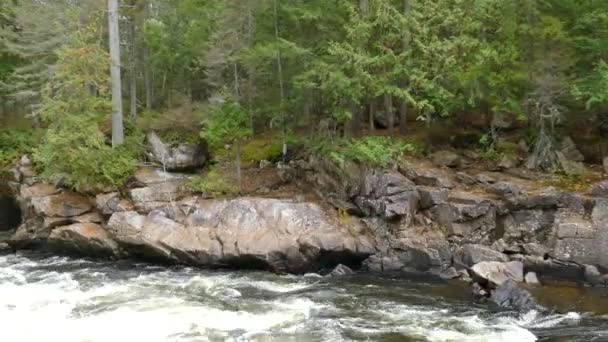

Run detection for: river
[[0, 251, 606, 342]]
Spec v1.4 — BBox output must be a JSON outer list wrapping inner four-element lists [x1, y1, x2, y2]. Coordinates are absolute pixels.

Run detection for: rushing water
[[0, 252, 606, 342]]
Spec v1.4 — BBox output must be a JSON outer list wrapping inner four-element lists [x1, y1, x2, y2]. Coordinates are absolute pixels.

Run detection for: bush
[[0, 129, 40, 168], [312, 136, 422, 167], [187, 167, 238, 197], [33, 116, 144, 192]]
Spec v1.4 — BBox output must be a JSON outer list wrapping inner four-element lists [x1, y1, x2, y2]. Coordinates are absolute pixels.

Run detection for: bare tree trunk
[[129, 16, 137, 119], [236, 140, 242, 193], [399, 0, 411, 136], [274, 0, 287, 160], [233, 62, 240, 99], [369, 99, 376, 133], [247, 3, 255, 132], [385, 94, 394, 137], [108, 0, 124, 146]]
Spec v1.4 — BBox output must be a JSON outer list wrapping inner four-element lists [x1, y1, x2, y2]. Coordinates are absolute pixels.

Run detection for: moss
[[544, 172, 603, 192], [241, 137, 284, 163]]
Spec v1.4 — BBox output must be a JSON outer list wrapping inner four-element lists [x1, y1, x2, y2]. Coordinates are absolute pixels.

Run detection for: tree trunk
[[108, 0, 124, 147], [236, 140, 242, 193], [385, 94, 394, 137], [129, 10, 137, 119], [274, 0, 287, 160], [399, 101, 407, 135], [369, 99, 376, 133], [399, 0, 411, 136]]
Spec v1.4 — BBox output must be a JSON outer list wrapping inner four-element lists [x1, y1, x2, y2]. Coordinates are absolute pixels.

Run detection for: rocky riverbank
[[2, 133, 608, 311]]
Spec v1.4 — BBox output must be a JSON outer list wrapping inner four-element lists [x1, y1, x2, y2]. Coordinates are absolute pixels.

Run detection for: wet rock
[[431, 151, 461, 168], [584, 265, 601, 285], [459, 269, 472, 282], [470, 261, 524, 287], [365, 237, 451, 273], [107, 198, 375, 273], [417, 186, 449, 210], [146, 132, 207, 171], [524, 272, 540, 285], [48, 223, 119, 257], [462, 244, 509, 266], [439, 267, 460, 280], [523, 256, 584, 280], [594, 199, 608, 269], [491, 280, 542, 311], [472, 282, 488, 297], [327, 264, 354, 277]]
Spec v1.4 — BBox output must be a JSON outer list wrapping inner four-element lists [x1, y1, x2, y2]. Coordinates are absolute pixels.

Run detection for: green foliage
[[0, 129, 40, 167], [241, 137, 283, 163], [201, 97, 252, 148], [187, 167, 238, 197], [34, 116, 143, 192], [313, 136, 421, 168]]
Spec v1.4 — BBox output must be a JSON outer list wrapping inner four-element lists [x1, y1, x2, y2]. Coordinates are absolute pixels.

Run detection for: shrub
[[0, 129, 40, 168], [312, 136, 421, 167], [187, 167, 238, 197], [34, 116, 144, 192]]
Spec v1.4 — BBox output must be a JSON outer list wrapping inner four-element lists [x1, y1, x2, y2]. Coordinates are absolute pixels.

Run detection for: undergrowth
[[311, 136, 422, 167], [187, 167, 238, 197]]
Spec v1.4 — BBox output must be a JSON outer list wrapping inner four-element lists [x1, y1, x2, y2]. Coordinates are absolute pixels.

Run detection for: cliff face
[[3, 150, 608, 284], [282, 154, 608, 283]]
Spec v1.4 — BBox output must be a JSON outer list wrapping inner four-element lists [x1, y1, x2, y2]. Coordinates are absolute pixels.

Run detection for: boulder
[[522, 243, 548, 257], [327, 264, 354, 277], [490, 280, 543, 311], [399, 165, 454, 188], [593, 199, 608, 269], [29, 192, 92, 218], [146, 132, 207, 171], [523, 256, 584, 280], [498, 155, 519, 170], [129, 181, 186, 213], [584, 264, 601, 285], [524, 272, 540, 285], [591, 181, 608, 198], [355, 169, 419, 221], [439, 267, 460, 280], [364, 236, 451, 273], [462, 244, 508, 266], [431, 151, 461, 168], [107, 198, 375, 273], [470, 261, 524, 287], [559, 137, 585, 162], [500, 210, 555, 243], [417, 186, 449, 210], [96, 192, 133, 216], [133, 167, 190, 186], [506, 187, 560, 210], [48, 223, 119, 257], [558, 153, 587, 176]]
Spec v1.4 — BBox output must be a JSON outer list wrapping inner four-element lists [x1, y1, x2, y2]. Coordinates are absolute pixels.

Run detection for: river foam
[[0, 252, 595, 341]]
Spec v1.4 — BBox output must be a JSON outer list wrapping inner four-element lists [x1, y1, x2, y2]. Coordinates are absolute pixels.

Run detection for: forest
[[1, 0, 607, 193]]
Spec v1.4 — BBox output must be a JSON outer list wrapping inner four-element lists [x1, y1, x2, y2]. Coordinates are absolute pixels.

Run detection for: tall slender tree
[[108, 0, 124, 146]]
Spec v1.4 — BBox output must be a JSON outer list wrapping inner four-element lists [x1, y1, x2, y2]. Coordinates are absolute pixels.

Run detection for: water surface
[[0, 252, 605, 341]]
